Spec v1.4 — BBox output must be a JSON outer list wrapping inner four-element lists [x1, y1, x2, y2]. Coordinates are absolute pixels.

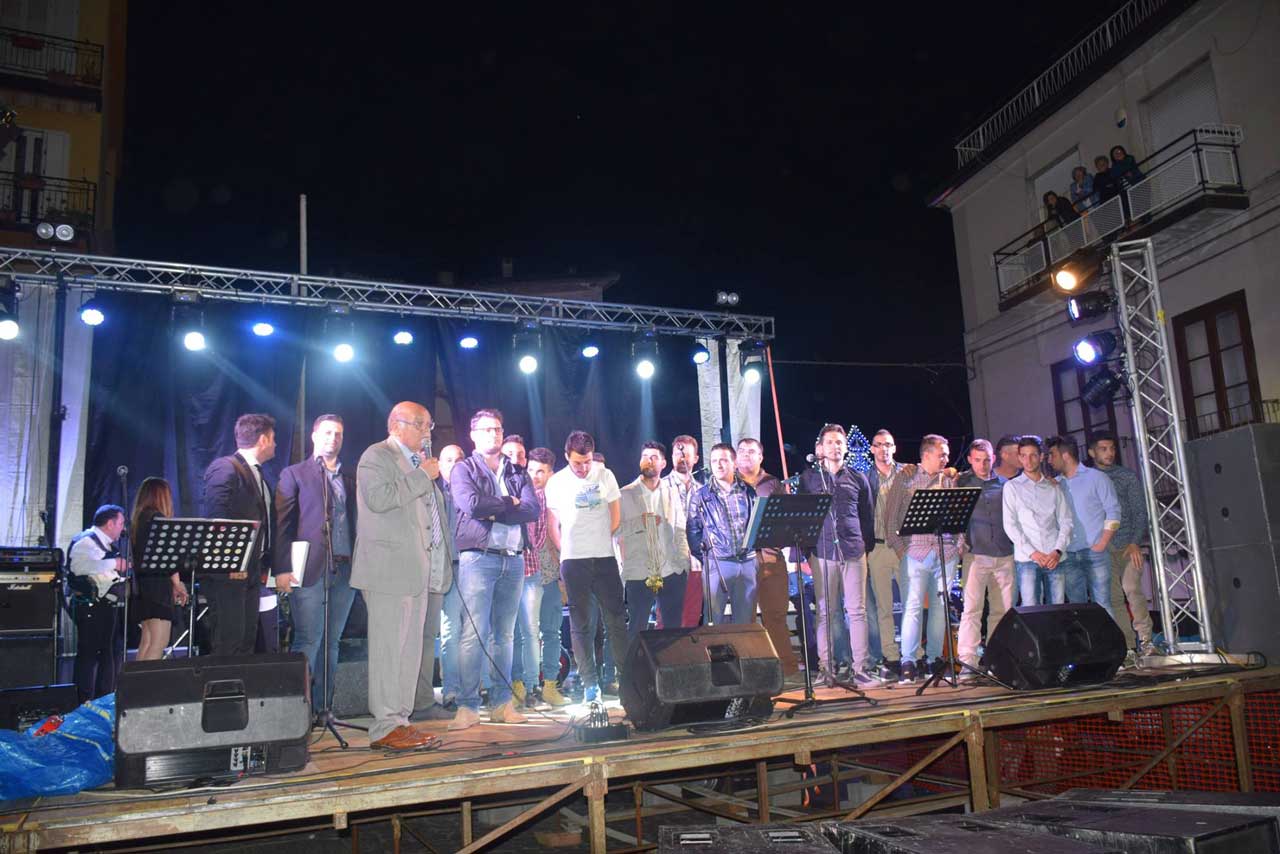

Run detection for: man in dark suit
[[275, 413, 358, 714], [203, 413, 280, 656]]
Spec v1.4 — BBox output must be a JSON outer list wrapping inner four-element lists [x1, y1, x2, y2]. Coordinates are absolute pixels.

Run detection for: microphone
[[116, 465, 129, 476], [805, 454, 817, 464]]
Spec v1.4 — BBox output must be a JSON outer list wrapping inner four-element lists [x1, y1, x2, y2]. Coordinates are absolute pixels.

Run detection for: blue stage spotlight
[[252, 321, 274, 337], [172, 292, 205, 352], [581, 343, 600, 359], [514, 321, 541, 374], [459, 333, 479, 349], [79, 297, 105, 327], [333, 342, 355, 363], [691, 343, 711, 365], [393, 330, 414, 345], [183, 331, 206, 352], [0, 284, 18, 340], [632, 331, 659, 380], [518, 354, 538, 374], [1072, 331, 1118, 366], [738, 340, 766, 384]]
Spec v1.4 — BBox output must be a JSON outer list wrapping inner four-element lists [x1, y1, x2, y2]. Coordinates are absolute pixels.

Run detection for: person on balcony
[[1042, 191, 1078, 231], [1109, 146, 1145, 189], [1069, 166, 1095, 210], [1093, 155, 1119, 203]]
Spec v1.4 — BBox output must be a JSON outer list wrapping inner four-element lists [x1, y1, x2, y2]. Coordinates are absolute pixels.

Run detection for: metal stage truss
[[0, 247, 775, 339], [1110, 238, 1212, 654]]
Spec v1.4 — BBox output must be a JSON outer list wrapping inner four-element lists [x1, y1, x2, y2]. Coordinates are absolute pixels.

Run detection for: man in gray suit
[[351, 401, 453, 752]]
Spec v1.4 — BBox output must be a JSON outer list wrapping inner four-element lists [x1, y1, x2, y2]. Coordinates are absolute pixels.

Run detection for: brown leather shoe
[[370, 725, 439, 752]]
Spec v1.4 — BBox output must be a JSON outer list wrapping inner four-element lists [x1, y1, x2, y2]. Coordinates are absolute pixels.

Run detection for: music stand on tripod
[[136, 517, 260, 659], [746, 493, 878, 715], [895, 487, 991, 695]]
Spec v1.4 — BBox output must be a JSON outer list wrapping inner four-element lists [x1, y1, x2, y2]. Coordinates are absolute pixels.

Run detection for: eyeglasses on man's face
[[396, 419, 434, 434]]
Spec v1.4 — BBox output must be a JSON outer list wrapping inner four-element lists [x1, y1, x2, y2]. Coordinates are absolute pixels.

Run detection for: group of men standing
[[66, 398, 1157, 744]]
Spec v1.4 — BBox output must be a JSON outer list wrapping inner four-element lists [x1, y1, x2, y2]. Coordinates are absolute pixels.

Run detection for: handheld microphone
[[420, 437, 433, 459], [804, 453, 817, 464], [117, 465, 129, 476]]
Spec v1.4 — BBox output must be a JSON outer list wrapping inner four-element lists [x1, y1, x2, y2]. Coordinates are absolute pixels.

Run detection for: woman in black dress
[[130, 477, 189, 660]]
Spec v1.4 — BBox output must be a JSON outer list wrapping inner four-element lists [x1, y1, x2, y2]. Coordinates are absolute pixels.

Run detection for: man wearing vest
[[67, 504, 130, 703]]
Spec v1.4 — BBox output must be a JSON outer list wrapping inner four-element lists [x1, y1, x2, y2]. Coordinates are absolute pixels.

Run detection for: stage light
[[632, 330, 659, 380], [35, 222, 54, 240], [55, 224, 74, 242], [1050, 250, 1104, 297], [581, 343, 600, 359], [715, 291, 740, 306], [691, 343, 711, 365], [738, 339, 766, 384], [1054, 269, 1079, 291], [1066, 291, 1114, 325], [1072, 331, 1118, 366], [518, 354, 538, 374], [0, 286, 17, 340], [183, 330, 206, 351], [393, 330, 414, 345], [326, 302, 351, 316], [1081, 367, 1124, 407], [513, 320, 541, 374], [459, 334, 479, 349], [171, 291, 205, 352], [35, 221, 75, 242], [79, 297, 105, 327], [252, 321, 274, 337], [333, 342, 354, 363]]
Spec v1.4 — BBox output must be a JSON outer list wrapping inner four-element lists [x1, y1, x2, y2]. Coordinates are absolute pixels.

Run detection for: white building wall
[[940, 0, 1280, 440]]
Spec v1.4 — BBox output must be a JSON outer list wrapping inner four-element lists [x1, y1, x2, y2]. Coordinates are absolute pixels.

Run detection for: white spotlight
[[252, 322, 274, 337], [183, 330, 206, 352], [0, 318, 18, 340], [333, 342, 355, 363], [393, 330, 414, 345], [518, 354, 539, 374], [635, 358, 656, 380]]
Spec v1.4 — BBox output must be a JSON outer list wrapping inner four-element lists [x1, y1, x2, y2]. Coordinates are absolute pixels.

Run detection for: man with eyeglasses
[[448, 409, 540, 730], [865, 429, 906, 679], [351, 402, 453, 752]]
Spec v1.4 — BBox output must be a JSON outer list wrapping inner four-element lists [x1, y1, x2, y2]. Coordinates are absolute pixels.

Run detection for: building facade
[[933, 0, 1280, 454], [0, 0, 127, 252]]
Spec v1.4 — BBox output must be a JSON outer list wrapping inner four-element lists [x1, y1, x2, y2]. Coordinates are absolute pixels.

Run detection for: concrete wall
[[939, 0, 1280, 441]]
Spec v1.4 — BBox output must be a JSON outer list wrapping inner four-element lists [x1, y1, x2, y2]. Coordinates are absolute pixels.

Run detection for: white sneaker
[[489, 700, 528, 724], [447, 705, 481, 731]]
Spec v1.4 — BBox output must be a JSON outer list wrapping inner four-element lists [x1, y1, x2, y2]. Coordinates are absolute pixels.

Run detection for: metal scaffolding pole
[[0, 247, 774, 339], [1109, 238, 1213, 654]]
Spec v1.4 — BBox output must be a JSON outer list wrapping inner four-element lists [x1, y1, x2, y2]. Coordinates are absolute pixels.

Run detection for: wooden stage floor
[[3, 662, 1278, 852]]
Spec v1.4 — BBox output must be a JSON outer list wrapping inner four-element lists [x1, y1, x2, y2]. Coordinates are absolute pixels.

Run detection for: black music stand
[[136, 518, 260, 659], [895, 487, 986, 695], [746, 494, 878, 715]]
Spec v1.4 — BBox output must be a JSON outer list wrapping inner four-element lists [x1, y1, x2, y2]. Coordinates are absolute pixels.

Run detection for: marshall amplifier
[[0, 570, 60, 633], [115, 653, 311, 788]]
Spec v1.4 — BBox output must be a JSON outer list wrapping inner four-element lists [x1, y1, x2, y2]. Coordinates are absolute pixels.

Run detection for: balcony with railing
[[993, 124, 1247, 310], [1186, 398, 1280, 440], [0, 26, 104, 97], [0, 170, 96, 232]]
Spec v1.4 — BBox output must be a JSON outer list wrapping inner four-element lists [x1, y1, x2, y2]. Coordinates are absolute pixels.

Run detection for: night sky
[[116, 3, 1099, 467]]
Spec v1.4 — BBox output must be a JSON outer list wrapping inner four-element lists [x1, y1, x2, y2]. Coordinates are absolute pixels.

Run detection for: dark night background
[[115, 3, 1099, 468]]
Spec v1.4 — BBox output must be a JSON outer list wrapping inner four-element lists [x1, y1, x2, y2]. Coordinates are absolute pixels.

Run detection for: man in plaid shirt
[[511, 447, 568, 706]]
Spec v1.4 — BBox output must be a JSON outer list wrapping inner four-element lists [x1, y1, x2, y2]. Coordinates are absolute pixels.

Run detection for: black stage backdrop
[[85, 299, 707, 522]]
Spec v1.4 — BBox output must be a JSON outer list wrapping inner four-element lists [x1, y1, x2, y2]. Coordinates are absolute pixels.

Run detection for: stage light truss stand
[[1110, 238, 1213, 654], [0, 247, 774, 339]]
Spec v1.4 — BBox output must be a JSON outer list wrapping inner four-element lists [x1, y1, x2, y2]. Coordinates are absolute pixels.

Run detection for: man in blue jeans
[[686, 443, 759, 626], [1002, 435, 1073, 607], [447, 409, 540, 731], [884, 434, 961, 683], [1047, 436, 1121, 613], [512, 446, 569, 707]]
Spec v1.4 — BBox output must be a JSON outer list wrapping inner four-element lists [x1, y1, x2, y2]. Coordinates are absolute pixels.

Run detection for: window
[[1173, 291, 1261, 438], [1052, 357, 1119, 453], [1032, 148, 1083, 223], [1142, 59, 1221, 155]]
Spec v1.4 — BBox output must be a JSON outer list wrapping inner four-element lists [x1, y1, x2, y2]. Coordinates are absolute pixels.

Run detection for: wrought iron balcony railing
[[992, 124, 1245, 307], [954, 0, 1170, 167], [0, 170, 96, 231], [0, 26, 103, 90]]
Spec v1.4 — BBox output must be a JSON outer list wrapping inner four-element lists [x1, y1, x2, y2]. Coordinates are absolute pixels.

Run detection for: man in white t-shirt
[[544, 430, 626, 703]]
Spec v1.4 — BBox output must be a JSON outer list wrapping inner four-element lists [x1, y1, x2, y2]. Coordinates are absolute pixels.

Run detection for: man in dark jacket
[[955, 439, 1015, 673], [686, 443, 758, 626], [274, 413, 358, 713], [203, 413, 279, 656], [447, 408, 540, 730], [797, 424, 877, 687]]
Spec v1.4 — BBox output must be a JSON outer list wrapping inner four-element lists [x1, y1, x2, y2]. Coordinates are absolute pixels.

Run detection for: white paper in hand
[[290, 541, 310, 587]]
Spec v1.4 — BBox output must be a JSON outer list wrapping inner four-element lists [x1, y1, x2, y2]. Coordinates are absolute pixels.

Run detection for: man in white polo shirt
[[1002, 435, 1073, 606]]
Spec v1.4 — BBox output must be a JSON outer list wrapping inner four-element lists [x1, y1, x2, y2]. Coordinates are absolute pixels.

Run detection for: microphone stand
[[118, 466, 130, 669], [316, 457, 364, 746]]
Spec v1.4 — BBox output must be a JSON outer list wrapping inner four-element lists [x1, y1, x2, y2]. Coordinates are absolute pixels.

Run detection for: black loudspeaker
[[660, 824, 833, 853], [115, 653, 311, 788], [980, 603, 1125, 689], [823, 816, 1123, 853], [0, 634, 57, 689], [620, 624, 782, 731], [1186, 423, 1280, 661]]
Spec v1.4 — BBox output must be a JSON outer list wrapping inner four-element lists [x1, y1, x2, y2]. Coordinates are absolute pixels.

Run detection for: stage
[[2, 662, 1277, 853]]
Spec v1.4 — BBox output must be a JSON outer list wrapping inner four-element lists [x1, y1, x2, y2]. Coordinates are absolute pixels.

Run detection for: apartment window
[[1142, 59, 1221, 155], [1052, 358, 1119, 453], [1173, 291, 1261, 438]]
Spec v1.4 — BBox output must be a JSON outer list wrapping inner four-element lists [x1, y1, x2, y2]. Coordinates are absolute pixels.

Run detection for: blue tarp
[[0, 694, 114, 801]]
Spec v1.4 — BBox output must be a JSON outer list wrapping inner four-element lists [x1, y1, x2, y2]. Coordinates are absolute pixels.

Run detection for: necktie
[[408, 453, 442, 546], [253, 463, 271, 554], [410, 453, 422, 468]]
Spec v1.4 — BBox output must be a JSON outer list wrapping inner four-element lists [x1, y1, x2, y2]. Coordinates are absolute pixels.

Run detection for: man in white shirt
[[544, 430, 626, 704], [664, 434, 702, 629], [1002, 435, 1074, 606], [67, 504, 129, 703], [616, 442, 683, 642]]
